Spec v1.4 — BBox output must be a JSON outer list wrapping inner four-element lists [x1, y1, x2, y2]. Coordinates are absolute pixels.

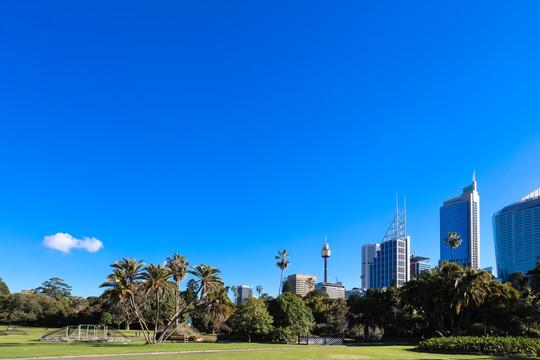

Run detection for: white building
[[361, 243, 380, 289]]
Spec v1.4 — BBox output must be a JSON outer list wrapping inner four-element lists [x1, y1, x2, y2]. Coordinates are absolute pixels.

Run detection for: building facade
[[440, 174, 480, 269], [316, 282, 346, 299], [361, 243, 379, 289], [493, 188, 540, 280], [369, 205, 410, 289], [410, 255, 430, 279], [287, 274, 317, 297], [235, 285, 252, 305]]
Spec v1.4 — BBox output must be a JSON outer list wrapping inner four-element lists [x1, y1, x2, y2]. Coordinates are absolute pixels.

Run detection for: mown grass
[[0, 327, 534, 359]]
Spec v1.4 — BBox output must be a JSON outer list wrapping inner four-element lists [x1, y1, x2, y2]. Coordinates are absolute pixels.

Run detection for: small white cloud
[[43, 232, 103, 254]]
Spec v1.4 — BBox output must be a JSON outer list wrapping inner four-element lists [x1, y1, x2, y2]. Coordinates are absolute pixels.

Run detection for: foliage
[[267, 293, 314, 343], [417, 336, 540, 357], [229, 297, 273, 342], [443, 232, 462, 262], [305, 291, 348, 336], [35, 278, 72, 298], [0, 278, 9, 298]]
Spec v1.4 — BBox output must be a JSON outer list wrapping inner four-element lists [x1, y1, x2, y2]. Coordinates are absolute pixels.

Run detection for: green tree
[[143, 264, 173, 338], [36, 277, 72, 298], [268, 292, 314, 343], [189, 265, 224, 300], [100, 311, 113, 325], [527, 257, 540, 294], [275, 250, 289, 295], [229, 297, 273, 342], [166, 253, 189, 329], [0, 278, 9, 298], [256, 285, 263, 298], [444, 231, 462, 262], [204, 286, 235, 333]]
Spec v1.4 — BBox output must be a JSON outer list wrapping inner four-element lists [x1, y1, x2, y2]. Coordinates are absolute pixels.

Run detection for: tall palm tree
[[142, 264, 173, 341], [166, 253, 189, 329], [275, 249, 290, 295], [204, 286, 235, 333], [189, 264, 224, 300], [101, 258, 150, 343], [444, 231, 462, 262], [256, 285, 263, 298]]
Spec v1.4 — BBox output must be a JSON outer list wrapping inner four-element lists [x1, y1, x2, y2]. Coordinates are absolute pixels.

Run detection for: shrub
[[417, 336, 540, 357]]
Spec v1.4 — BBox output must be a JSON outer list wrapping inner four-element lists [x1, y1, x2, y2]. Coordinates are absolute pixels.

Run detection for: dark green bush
[[417, 336, 540, 357]]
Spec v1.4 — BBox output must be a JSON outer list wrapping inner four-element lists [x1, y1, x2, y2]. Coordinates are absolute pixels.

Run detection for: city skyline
[[1, 2, 540, 297]]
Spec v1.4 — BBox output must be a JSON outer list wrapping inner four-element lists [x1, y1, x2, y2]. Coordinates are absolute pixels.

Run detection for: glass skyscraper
[[440, 174, 480, 269], [369, 206, 410, 289], [493, 188, 540, 280]]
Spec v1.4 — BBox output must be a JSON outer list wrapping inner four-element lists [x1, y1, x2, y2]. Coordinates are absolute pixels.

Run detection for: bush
[[417, 336, 540, 357]]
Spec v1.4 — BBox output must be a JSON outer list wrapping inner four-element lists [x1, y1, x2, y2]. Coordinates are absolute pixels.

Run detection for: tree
[[305, 291, 348, 336], [527, 257, 540, 294], [275, 250, 290, 296], [229, 297, 273, 342], [189, 265, 224, 300], [36, 277, 72, 298], [268, 293, 314, 343], [204, 287, 235, 333], [100, 311, 113, 325], [166, 253, 188, 329], [0, 278, 9, 298], [256, 285, 263, 298], [142, 264, 173, 337], [444, 231, 462, 262], [231, 286, 239, 304]]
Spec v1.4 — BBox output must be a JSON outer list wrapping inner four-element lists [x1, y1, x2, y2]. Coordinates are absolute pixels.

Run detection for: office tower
[[440, 173, 480, 269], [369, 204, 410, 288], [410, 255, 431, 279], [361, 243, 380, 289], [235, 285, 252, 305], [493, 188, 540, 280], [287, 274, 317, 297], [316, 282, 346, 299]]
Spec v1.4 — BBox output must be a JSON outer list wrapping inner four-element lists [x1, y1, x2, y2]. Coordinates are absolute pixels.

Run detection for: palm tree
[[275, 249, 290, 295], [101, 258, 151, 343], [204, 287, 235, 333], [444, 231, 462, 262], [256, 285, 263, 298], [166, 253, 189, 329], [189, 264, 224, 300], [142, 264, 173, 341]]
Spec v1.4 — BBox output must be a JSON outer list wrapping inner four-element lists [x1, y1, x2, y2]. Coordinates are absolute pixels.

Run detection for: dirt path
[[6, 347, 303, 360]]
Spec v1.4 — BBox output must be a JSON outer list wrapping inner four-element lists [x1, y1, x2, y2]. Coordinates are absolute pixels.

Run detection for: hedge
[[417, 336, 540, 357]]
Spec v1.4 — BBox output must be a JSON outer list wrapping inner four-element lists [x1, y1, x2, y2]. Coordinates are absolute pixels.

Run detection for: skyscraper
[[493, 188, 540, 280], [410, 255, 431, 279], [235, 285, 252, 305], [440, 173, 480, 269], [369, 204, 410, 289], [287, 274, 317, 297], [361, 243, 379, 289]]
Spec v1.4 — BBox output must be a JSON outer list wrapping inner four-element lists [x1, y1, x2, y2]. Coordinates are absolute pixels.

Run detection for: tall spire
[[472, 170, 477, 191]]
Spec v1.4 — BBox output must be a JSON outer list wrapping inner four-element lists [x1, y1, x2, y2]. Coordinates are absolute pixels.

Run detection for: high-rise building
[[369, 204, 410, 289], [493, 188, 540, 280], [440, 173, 480, 269], [287, 274, 317, 297], [410, 255, 431, 279], [361, 243, 379, 289], [235, 285, 252, 305]]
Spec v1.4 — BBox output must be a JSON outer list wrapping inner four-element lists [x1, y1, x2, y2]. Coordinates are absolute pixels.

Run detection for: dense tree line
[[1, 259, 539, 344]]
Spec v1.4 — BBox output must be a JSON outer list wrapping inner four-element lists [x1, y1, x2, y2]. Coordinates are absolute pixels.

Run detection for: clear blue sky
[[1, 1, 540, 297]]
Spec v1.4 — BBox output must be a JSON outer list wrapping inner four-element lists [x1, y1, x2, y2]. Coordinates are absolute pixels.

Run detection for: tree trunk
[[248, 333, 251, 343], [279, 268, 284, 295]]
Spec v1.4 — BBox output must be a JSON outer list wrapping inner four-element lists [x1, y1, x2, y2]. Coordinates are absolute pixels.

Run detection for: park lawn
[[0, 327, 535, 360]]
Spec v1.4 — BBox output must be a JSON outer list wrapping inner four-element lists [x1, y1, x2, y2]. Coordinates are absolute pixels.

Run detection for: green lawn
[[0, 327, 532, 359]]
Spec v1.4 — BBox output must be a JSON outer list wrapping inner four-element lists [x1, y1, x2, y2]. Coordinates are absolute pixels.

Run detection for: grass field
[[0, 327, 534, 359]]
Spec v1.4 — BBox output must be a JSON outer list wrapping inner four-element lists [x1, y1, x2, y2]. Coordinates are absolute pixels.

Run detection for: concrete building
[[410, 255, 431, 279], [287, 274, 317, 297], [369, 203, 410, 289], [235, 285, 252, 305], [361, 243, 380, 289], [493, 188, 540, 280], [440, 173, 480, 269], [316, 282, 346, 299]]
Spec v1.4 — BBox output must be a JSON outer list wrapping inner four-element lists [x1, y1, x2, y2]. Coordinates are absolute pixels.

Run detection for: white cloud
[[43, 232, 103, 254]]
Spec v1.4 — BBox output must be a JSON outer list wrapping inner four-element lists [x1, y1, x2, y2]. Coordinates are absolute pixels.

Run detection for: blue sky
[[1, 1, 540, 297]]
